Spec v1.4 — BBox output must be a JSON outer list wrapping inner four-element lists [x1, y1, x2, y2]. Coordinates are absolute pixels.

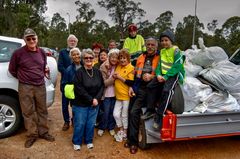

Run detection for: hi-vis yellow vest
[[161, 46, 178, 75]]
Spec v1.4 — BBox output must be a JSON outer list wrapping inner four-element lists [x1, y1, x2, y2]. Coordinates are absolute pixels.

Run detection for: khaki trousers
[[18, 83, 49, 138]]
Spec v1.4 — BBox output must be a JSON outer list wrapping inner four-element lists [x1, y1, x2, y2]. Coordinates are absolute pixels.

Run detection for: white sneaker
[[97, 129, 104, 137], [114, 131, 123, 142], [122, 131, 127, 140], [73, 144, 81, 151], [87, 143, 94, 149], [109, 129, 115, 136]]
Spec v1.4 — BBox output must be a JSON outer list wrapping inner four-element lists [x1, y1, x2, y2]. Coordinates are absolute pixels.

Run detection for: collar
[[128, 34, 137, 39], [24, 45, 40, 52]]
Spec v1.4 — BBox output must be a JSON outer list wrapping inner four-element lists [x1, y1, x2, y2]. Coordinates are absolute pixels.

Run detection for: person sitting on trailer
[[141, 29, 185, 130], [124, 37, 160, 154]]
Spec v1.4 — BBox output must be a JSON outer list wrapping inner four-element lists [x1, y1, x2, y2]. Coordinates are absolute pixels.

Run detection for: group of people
[[9, 24, 185, 154]]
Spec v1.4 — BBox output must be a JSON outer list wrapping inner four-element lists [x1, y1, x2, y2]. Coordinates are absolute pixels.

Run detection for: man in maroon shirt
[[9, 28, 55, 148]]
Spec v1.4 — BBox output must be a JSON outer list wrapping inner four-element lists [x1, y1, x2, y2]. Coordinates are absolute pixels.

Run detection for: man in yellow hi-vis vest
[[141, 29, 185, 130], [123, 24, 146, 66]]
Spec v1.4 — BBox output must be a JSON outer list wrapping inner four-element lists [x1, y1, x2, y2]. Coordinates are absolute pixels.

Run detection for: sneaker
[[73, 144, 81, 151], [24, 137, 37, 148], [122, 131, 127, 141], [114, 131, 123, 142], [87, 143, 94, 149], [141, 111, 154, 120], [97, 129, 104, 137], [109, 129, 115, 136], [39, 133, 55, 142], [62, 122, 70, 131]]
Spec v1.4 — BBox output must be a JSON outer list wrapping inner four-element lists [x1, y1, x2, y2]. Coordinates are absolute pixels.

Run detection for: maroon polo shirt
[[9, 46, 47, 86]]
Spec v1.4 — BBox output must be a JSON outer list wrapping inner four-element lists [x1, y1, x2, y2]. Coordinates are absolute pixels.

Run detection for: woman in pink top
[[97, 49, 119, 137]]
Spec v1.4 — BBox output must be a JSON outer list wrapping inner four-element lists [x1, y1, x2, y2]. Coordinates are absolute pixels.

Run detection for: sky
[[45, 0, 240, 29]]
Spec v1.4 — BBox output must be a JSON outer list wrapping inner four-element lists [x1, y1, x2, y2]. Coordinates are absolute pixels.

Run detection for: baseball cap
[[24, 28, 37, 38]]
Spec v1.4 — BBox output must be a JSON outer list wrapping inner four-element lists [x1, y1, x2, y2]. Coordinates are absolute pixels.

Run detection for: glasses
[[26, 37, 36, 41], [84, 57, 94, 60]]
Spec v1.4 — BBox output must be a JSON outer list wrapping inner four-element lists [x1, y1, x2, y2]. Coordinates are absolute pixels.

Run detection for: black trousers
[[128, 84, 148, 146], [146, 75, 179, 116]]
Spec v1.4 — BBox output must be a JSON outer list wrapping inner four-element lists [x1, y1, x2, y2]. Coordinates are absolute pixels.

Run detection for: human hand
[[45, 66, 50, 79], [157, 75, 165, 83], [143, 73, 152, 82], [92, 98, 98, 106], [129, 87, 136, 97], [112, 72, 119, 79]]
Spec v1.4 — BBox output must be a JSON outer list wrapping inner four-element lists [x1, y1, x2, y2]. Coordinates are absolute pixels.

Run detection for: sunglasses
[[84, 57, 94, 60], [26, 37, 37, 41]]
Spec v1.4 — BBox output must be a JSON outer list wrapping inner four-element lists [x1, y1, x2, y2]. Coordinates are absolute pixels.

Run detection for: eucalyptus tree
[[154, 11, 173, 37], [175, 15, 204, 50], [220, 16, 240, 54], [0, 0, 47, 37], [47, 13, 68, 49], [97, 0, 146, 38]]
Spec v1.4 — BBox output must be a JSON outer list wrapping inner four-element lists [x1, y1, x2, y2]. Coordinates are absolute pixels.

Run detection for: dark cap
[[159, 29, 175, 43], [24, 28, 37, 38]]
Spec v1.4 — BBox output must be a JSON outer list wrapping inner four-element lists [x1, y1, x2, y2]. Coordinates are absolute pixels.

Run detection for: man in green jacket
[[123, 24, 146, 66], [141, 29, 185, 129]]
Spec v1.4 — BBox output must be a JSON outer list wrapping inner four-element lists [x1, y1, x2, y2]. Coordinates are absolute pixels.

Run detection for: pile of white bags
[[182, 77, 212, 112], [183, 38, 240, 113], [193, 93, 240, 113]]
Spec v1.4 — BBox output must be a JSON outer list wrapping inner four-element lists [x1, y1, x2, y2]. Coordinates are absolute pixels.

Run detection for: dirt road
[[1, 75, 240, 159]]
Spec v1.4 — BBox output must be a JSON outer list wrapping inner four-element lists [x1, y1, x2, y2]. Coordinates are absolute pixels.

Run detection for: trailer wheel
[[170, 84, 184, 114], [138, 118, 150, 149]]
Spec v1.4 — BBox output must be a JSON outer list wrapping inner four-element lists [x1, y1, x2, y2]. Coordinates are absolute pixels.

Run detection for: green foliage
[[75, 0, 96, 22], [154, 11, 173, 37], [175, 15, 204, 50], [45, 13, 68, 49], [97, 0, 146, 38], [0, 0, 47, 38], [138, 20, 156, 38], [0, 1, 239, 55]]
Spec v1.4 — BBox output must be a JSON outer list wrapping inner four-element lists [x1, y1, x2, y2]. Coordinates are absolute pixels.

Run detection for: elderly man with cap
[[58, 34, 78, 131], [123, 24, 146, 66], [9, 28, 55, 148]]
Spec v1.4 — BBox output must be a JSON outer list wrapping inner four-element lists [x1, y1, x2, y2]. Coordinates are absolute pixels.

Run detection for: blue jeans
[[98, 97, 116, 131], [62, 92, 70, 123], [72, 105, 99, 145]]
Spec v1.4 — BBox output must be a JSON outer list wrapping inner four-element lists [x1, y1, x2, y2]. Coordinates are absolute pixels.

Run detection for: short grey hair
[[69, 47, 81, 57], [145, 37, 158, 48], [67, 34, 78, 42], [108, 48, 119, 57], [81, 48, 95, 58]]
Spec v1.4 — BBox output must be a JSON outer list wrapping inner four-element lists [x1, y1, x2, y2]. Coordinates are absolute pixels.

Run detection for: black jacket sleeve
[[94, 70, 104, 101]]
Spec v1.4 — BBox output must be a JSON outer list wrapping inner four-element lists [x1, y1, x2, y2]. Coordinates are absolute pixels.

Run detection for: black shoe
[[25, 137, 37, 148], [62, 122, 70, 131], [39, 133, 55, 142], [141, 111, 154, 120]]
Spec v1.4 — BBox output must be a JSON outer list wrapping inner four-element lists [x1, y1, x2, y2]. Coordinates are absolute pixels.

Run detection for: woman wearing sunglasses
[[71, 49, 104, 151]]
